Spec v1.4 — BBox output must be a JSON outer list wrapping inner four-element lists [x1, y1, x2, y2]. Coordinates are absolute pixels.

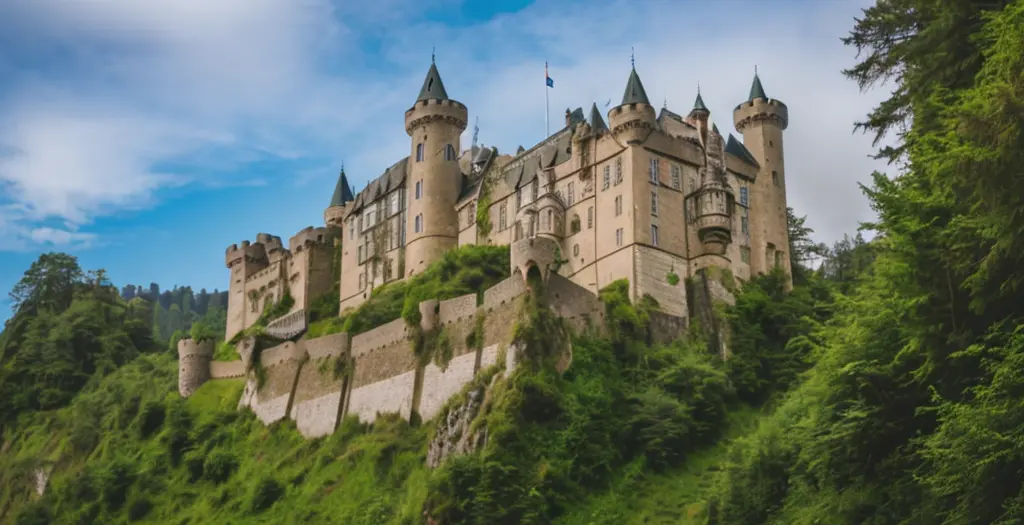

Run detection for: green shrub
[[250, 477, 284, 513], [203, 451, 238, 484], [137, 401, 165, 439]]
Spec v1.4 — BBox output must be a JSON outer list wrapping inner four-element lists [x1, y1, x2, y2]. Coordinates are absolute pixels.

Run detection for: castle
[[221, 59, 791, 341], [181, 59, 792, 436]]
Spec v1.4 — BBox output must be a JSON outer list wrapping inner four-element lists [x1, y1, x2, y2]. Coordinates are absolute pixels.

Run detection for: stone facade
[[189, 58, 794, 440], [177, 338, 215, 397], [220, 60, 791, 336]]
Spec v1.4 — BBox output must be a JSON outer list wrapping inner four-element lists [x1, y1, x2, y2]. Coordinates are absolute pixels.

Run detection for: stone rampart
[[351, 318, 409, 357], [187, 271, 689, 437], [438, 294, 477, 325], [304, 331, 350, 360], [210, 360, 245, 379]]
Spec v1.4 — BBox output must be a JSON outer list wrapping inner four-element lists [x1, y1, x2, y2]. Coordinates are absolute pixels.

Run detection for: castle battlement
[[288, 226, 338, 253], [404, 98, 468, 135], [733, 98, 789, 131], [225, 234, 285, 268]]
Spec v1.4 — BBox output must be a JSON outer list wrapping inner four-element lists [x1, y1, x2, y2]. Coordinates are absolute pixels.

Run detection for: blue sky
[[0, 0, 888, 320]]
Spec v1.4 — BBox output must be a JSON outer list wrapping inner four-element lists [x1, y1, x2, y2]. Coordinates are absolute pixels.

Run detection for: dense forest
[[0, 0, 1022, 522]]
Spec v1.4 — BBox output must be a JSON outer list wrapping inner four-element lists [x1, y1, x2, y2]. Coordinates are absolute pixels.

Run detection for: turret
[[224, 233, 285, 341], [693, 127, 734, 255], [403, 58, 468, 277], [608, 68, 656, 145], [732, 70, 791, 284], [324, 167, 354, 229], [688, 87, 711, 143], [178, 338, 214, 397]]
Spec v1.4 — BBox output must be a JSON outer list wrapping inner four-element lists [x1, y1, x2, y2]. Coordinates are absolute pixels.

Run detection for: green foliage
[[476, 174, 494, 238], [341, 244, 510, 335]]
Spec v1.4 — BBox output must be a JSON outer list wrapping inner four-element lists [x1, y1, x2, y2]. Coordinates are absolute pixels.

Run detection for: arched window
[[444, 144, 457, 161], [547, 209, 553, 231]]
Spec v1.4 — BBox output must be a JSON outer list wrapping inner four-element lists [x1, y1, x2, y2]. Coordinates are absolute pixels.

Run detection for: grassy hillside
[[0, 240, 827, 524]]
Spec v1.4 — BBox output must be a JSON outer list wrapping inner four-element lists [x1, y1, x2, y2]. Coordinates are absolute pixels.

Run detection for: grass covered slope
[[0, 250, 826, 524]]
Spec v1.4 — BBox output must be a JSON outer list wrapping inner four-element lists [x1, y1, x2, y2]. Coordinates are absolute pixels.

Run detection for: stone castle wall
[[180, 270, 689, 439]]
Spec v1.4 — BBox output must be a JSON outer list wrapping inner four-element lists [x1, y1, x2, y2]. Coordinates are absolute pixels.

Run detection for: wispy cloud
[[0, 0, 887, 251]]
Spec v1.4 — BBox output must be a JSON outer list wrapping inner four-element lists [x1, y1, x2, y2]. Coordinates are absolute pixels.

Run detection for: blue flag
[[545, 62, 554, 88]]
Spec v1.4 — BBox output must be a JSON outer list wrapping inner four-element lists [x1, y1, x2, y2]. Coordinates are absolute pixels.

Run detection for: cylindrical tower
[[732, 71, 791, 285], [178, 338, 214, 397], [608, 68, 656, 146], [403, 60, 468, 277]]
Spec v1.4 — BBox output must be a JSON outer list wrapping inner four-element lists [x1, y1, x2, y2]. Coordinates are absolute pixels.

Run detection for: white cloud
[[0, 0, 890, 251]]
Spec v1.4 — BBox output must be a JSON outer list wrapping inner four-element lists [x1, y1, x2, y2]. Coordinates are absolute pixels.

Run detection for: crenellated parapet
[[733, 98, 788, 132], [178, 338, 215, 397], [324, 205, 347, 229], [404, 99, 468, 136], [225, 233, 285, 269], [608, 103, 657, 145], [288, 226, 340, 253]]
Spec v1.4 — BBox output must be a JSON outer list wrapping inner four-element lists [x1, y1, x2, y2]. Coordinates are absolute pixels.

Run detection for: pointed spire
[[589, 102, 608, 132], [621, 67, 650, 106], [748, 67, 767, 101], [329, 167, 355, 207], [693, 84, 708, 113], [416, 60, 450, 102]]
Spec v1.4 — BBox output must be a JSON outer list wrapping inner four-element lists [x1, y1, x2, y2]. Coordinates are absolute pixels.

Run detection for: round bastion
[[178, 338, 215, 398]]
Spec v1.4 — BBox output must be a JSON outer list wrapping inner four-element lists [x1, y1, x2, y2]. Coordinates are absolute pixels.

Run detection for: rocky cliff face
[[426, 377, 492, 468]]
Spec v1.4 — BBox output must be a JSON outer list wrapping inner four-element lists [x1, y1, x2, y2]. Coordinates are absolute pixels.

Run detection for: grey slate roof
[[589, 103, 608, 132], [328, 168, 355, 207], [748, 73, 767, 101], [621, 68, 650, 105], [693, 91, 708, 112], [344, 157, 409, 218], [417, 63, 450, 102], [726, 134, 760, 168]]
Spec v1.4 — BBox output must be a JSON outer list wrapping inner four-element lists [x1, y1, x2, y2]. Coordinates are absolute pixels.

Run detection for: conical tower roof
[[621, 68, 650, 106], [329, 168, 355, 207], [589, 103, 608, 131], [417, 62, 450, 102], [693, 90, 708, 112], [748, 72, 767, 101]]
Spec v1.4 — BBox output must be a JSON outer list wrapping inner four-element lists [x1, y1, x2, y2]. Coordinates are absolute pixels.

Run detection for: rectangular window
[[772, 171, 779, 187], [349, 221, 354, 240], [499, 203, 507, 230], [603, 166, 610, 190], [739, 187, 749, 206], [651, 224, 659, 246], [415, 180, 422, 200], [671, 165, 681, 190], [567, 182, 574, 206], [615, 195, 622, 216], [587, 207, 593, 229], [532, 180, 539, 203], [390, 192, 400, 215], [741, 246, 751, 263], [358, 245, 364, 263], [416, 143, 424, 162], [741, 216, 749, 234], [649, 158, 659, 184], [615, 158, 623, 185], [444, 144, 456, 161], [414, 214, 422, 233], [616, 228, 623, 247], [651, 191, 658, 216]]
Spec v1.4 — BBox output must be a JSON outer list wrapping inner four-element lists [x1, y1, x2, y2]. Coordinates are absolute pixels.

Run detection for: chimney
[[565, 108, 571, 127]]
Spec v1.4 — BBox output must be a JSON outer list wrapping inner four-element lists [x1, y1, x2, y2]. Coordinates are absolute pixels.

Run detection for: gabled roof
[[621, 68, 650, 105], [726, 134, 760, 168], [417, 62, 450, 102], [344, 157, 410, 218], [328, 168, 354, 207], [748, 73, 767, 101]]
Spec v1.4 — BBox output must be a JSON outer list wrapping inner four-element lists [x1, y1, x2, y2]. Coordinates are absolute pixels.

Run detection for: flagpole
[[545, 62, 550, 138]]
